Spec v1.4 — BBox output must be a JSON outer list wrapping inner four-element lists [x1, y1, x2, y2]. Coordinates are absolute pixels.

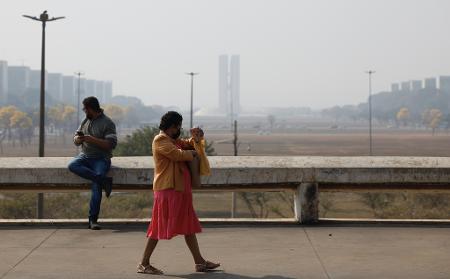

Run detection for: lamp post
[[74, 72, 84, 128], [23, 11, 65, 218], [185, 72, 199, 129], [365, 70, 375, 156]]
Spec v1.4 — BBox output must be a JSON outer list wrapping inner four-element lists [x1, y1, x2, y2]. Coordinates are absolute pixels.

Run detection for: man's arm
[[80, 121, 117, 151], [82, 136, 113, 150], [73, 121, 86, 146]]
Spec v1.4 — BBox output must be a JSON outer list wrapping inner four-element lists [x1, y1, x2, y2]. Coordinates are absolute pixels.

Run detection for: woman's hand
[[190, 127, 204, 143], [190, 150, 198, 158]]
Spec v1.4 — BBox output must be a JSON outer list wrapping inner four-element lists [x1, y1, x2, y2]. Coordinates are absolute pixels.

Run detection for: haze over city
[[2, 0, 450, 110]]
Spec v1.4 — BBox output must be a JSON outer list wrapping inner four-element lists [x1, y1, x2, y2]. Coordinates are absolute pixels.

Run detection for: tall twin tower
[[218, 55, 240, 118]]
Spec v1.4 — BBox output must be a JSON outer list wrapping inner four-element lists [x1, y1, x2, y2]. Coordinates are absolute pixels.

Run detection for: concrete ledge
[[1, 156, 450, 189], [2, 156, 450, 224]]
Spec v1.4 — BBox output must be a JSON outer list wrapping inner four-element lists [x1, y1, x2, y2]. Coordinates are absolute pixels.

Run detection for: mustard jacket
[[152, 132, 207, 191]]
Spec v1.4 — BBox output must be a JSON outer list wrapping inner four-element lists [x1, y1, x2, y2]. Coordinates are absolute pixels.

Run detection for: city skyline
[[2, 1, 450, 110], [0, 59, 112, 106]]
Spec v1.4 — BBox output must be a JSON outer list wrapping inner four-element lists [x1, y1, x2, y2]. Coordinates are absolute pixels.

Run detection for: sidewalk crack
[[0, 228, 58, 279], [303, 227, 332, 279]]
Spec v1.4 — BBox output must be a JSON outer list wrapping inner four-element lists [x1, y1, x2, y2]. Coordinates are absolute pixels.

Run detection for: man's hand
[[80, 135, 95, 144], [74, 136, 84, 145], [78, 135, 113, 151], [191, 150, 198, 158]]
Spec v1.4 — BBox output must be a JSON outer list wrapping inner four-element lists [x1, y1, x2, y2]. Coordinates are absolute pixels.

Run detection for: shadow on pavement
[[172, 272, 297, 279]]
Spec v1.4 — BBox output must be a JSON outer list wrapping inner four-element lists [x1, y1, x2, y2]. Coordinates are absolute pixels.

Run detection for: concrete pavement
[[0, 224, 450, 279]]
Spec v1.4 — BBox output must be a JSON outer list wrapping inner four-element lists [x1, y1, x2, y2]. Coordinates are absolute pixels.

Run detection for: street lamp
[[74, 71, 84, 128], [23, 11, 65, 218], [185, 72, 199, 129], [365, 70, 376, 156]]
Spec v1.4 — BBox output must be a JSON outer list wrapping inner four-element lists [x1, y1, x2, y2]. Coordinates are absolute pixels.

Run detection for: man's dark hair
[[82, 96, 102, 112], [159, 111, 183, 130]]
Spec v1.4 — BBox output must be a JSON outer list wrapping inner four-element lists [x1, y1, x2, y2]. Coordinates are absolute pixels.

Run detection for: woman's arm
[[156, 137, 196, 161]]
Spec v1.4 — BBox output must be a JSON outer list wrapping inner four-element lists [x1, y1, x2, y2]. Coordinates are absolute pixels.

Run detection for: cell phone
[[76, 130, 84, 136]]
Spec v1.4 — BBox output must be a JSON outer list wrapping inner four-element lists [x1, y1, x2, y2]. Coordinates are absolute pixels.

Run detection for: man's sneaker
[[102, 177, 113, 198], [88, 220, 101, 230]]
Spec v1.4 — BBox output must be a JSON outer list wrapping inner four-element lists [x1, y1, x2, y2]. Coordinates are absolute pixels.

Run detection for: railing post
[[294, 183, 319, 224]]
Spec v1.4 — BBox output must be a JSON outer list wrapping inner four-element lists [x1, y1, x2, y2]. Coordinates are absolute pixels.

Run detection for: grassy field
[[207, 130, 450, 156], [1, 129, 450, 219]]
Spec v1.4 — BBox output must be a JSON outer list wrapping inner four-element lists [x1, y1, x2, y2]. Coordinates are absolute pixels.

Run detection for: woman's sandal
[[137, 263, 164, 275], [195, 260, 221, 272]]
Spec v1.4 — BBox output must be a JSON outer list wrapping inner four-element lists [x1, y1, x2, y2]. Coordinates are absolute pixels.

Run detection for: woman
[[137, 111, 220, 274]]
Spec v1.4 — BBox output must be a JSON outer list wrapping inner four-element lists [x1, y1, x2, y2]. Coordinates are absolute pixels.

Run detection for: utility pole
[[74, 72, 84, 128], [23, 11, 65, 218], [185, 72, 198, 129], [231, 120, 238, 218], [366, 70, 376, 156]]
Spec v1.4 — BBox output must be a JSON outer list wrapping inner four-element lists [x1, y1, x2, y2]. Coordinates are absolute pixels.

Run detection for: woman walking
[[137, 111, 220, 275]]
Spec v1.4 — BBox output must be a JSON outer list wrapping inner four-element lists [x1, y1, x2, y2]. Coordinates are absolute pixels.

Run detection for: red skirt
[[147, 165, 202, 240]]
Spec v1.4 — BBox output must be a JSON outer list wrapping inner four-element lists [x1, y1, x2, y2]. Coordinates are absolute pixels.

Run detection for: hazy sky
[[2, 0, 450, 110]]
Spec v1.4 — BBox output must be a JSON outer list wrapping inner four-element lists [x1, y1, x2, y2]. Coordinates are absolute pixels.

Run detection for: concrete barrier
[[1, 156, 450, 223]]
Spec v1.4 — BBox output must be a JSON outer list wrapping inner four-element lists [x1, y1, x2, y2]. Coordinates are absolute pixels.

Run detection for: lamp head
[[40, 11, 49, 21]]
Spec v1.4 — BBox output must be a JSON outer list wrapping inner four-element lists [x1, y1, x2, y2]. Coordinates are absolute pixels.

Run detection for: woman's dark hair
[[159, 111, 183, 130], [82, 96, 102, 112]]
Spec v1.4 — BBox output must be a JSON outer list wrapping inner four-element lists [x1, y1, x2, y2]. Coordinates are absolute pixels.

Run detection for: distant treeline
[[322, 88, 450, 131]]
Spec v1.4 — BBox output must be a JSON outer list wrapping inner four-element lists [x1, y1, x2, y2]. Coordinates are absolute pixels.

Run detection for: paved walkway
[[1, 224, 450, 279]]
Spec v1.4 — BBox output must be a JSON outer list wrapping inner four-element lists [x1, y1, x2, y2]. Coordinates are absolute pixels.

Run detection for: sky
[[1, 0, 450, 110]]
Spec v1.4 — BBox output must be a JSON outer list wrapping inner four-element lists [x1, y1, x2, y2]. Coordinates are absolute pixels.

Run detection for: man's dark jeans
[[68, 154, 111, 222]]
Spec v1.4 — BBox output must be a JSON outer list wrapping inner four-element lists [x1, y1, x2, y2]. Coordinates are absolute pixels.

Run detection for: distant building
[[424, 78, 437, 90], [391, 83, 400, 92], [410, 80, 422, 91], [0, 61, 7, 104], [104, 81, 113, 103], [95, 81, 105, 103], [85, 79, 96, 99], [78, 78, 87, 104], [29, 70, 48, 90], [230, 55, 240, 117], [2, 59, 112, 106], [218, 55, 228, 114], [218, 54, 240, 118], [8, 66, 30, 96], [401, 81, 411, 91], [62, 75, 76, 105], [48, 73, 63, 102], [439, 76, 450, 92]]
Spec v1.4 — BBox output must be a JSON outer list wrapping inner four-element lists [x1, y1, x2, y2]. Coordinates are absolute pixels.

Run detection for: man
[[68, 96, 117, 230]]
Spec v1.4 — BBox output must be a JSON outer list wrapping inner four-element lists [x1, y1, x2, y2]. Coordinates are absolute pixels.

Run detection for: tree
[[422, 108, 443, 135], [47, 105, 76, 144], [0, 106, 33, 150], [0, 106, 19, 142], [396, 107, 410, 127], [114, 126, 216, 156], [104, 104, 126, 128], [10, 110, 32, 147], [114, 126, 159, 156]]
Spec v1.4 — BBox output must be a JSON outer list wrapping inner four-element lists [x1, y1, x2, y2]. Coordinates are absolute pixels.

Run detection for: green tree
[[114, 126, 216, 156], [114, 126, 159, 156]]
